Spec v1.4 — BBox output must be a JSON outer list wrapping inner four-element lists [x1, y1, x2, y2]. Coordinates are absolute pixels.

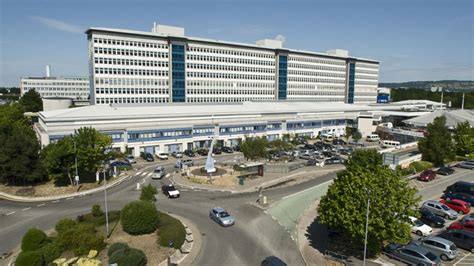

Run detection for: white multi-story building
[[20, 66, 90, 101], [86, 23, 379, 105]]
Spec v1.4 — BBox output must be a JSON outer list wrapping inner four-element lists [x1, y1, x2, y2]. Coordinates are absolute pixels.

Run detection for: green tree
[[318, 149, 419, 255], [41, 136, 76, 186], [352, 130, 362, 142], [121, 201, 159, 235], [418, 116, 455, 166], [19, 89, 43, 112], [241, 137, 268, 161], [453, 121, 474, 157], [73, 127, 112, 176], [140, 184, 158, 202], [268, 139, 293, 152]]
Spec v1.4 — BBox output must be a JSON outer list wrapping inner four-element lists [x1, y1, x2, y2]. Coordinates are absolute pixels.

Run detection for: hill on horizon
[[379, 80, 473, 91]]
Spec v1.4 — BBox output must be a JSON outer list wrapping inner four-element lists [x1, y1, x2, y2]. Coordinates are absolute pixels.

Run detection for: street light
[[102, 170, 110, 237], [73, 139, 79, 189], [363, 189, 370, 266]]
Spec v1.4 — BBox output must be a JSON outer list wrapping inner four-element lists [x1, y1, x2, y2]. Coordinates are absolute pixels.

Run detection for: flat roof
[[86, 27, 379, 64]]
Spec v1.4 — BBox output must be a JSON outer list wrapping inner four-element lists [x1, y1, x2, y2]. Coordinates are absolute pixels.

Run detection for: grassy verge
[[156, 212, 186, 249]]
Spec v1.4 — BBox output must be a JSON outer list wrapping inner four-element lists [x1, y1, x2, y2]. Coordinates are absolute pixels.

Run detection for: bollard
[[136, 182, 141, 190], [262, 196, 267, 205]]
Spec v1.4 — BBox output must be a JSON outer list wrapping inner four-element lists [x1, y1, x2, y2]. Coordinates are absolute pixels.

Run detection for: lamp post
[[73, 139, 79, 188], [363, 189, 370, 266], [102, 170, 109, 237]]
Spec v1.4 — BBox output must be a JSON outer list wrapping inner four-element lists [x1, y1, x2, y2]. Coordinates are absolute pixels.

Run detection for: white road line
[[52, 200, 60, 203], [147, 173, 153, 177], [282, 179, 333, 200], [37, 203, 45, 207], [6, 211, 16, 216], [22, 207, 31, 211], [454, 252, 472, 265], [137, 171, 143, 175], [66, 197, 74, 200]]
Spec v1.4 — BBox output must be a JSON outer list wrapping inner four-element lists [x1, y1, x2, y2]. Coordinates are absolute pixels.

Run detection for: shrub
[[40, 241, 63, 263], [410, 161, 433, 172], [15, 251, 44, 266], [55, 218, 78, 235], [109, 247, 147, 266], [92, 204, 104, 217], [121, 201, 159, 235], [157, 212, 186, 249], [57, 224, 105, 256], [140, 184, 157, 202], [108, 242, 129, 257], [21, 228, 48, 251]]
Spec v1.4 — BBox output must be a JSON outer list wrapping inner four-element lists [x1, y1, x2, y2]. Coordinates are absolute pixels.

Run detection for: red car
[[440, 199, 470, 214], [448, 221, 474, 232], [417, 170, 436, 182]]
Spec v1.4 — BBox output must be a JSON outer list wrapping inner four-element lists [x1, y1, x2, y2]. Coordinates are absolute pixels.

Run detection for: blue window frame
[[172, 44, 186, 102], [278, 55, 288, 100], [347, 62, 355, 104]]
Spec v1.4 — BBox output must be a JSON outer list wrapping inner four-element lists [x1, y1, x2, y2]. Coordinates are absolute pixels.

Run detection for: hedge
[[15, 251, 44, 266], [121, 201, 159, 235], [108, 242, 129, 257], [57, 224, 105, 255], [157, 212, 186, 249], [109, 247, 147, 266], [40, 241, 63, 263], [21, 228, 48, 251], [55, 218, 78, 235], [410, 161, 433, 172]]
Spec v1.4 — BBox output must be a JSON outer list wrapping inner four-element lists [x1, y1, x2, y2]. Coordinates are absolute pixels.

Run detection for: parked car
[[212, 147, 222, 155], [414, 236, 458, 261], [125, 155, 137, 164], [332, 139, 346, 146], [422, 200, 459, 220], [261, 256, 287, 266], [448, 221, 474, 232], [455, 161, 474, 170], [437, 166, 455, 176], [442, 192, 474, 205], [197, 149, 209, 156], [152, 166, 165, 179], [171, 151, 183, 158], [339, 148, 353, 155], [307, 159, 324, 167], [445, 181, 474, 196], [143, 152, 154, 162], [418, 170, 436, 182], [439, 199, 470, 214], [409, 216, 432, 236], [325, 157, 343, 165], [233, 145, 241, 152], [461, 213, 474, 223], [383, 243, 440, 265], [110, 160, 131, 168], [175, 159, 194, 168], [209, 207, 235, 227], [299, 154, 313, 160], [184, 149, 195, 157], [162, 184, 180, 198], [222, 146, 234, 153], [419, 207, 446, 228], [437, 230, 474, 252], [157, 153, 169, 160]]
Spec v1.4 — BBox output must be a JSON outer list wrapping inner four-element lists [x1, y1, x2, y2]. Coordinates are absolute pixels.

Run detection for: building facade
[[20, 76, 90, 100], [86, 24, 379, 105]]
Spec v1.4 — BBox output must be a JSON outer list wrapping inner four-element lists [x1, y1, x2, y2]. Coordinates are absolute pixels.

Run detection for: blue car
[[442, 192, 474, 205], [110, 160, 131, 167]]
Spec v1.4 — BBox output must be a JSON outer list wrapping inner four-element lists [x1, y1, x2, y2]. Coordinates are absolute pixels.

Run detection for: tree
[[73, 127, 113, 177], [344, 126, 355, 142], [241, 137, 268, 161], [418, 116, 455, 166], [352, 130, 362, 142], [268, 139, 293, 152], [19, 89, 43, 112], [140, 184, 158, 202], [41, 136, 76, 186], [453, 121, 474, 157], [318, 149, 419, 255], [121, 201, 159, 235]]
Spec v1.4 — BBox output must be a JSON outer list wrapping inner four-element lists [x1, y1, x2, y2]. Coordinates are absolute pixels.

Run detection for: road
[[0, 153, 336, 265]]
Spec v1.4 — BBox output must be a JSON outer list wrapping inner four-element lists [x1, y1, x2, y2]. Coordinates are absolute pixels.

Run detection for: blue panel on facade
[[377, 95, 389, 103], [278, 55, 288, 100], [347, 62, 355, 104], [172, 44, 186, 102]]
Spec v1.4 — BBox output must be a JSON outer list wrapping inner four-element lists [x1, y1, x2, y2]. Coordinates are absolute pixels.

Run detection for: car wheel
[[440, 254, 448, 261], [459, 210, 464, 215], [444, 214, 449, 219], [470, 247, 474, 253], [416, 230, 423, 236]]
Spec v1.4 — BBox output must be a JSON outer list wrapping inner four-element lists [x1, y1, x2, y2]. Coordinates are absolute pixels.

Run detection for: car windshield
[[425, 251, 437, 261], [219, 212, 230, 218], [414, 219, 424, 226], [168, 185, 175, 190], [154, 169, 162, 173], [441, 205, 450, 211]]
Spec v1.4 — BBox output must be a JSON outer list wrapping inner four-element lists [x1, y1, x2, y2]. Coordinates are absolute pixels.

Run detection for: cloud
[[275, 34, 286, 44], [31, 16, 83, 34]]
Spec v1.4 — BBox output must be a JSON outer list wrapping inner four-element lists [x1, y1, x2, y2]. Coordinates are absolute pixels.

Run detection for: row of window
[[287, 90, 345, 96], [96, 97, 170, 104], [286, 84, 344, 90], [186, 63, 275, 74], [93, 38, 168, 49], [186, 97, 272, 103], [287, 119, 346, 129], [288, 63, 346, 72], [187, 54, 274, 66], [187, 72, 274, 80], [187, 88, 274, 95], [288, 70, 346, 78], [355, 69, 379, 75], [95, 68, 168, 76], [287, 77, 346, 84], [288, 56, 346, 66], [286, 97, 345, 102], [354, 80, 379, 85], [356, 63, 379, 70], [23, 87, 88, 92], [22, 82, 88, 86], [95, 77, 168, 87], [186, 80, 274, 89], [95, 88, 169, 95], [193, 128, 214, 135], [94, 57, 169, 68], [355, 73, 379, 80], [188, 46, 274, 59], [94, 47, 168, 58]]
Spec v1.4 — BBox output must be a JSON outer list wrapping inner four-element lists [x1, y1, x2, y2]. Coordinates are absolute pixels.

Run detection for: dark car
[[325, 157, 343, 165], [197, 149, 209, 156], [184, 149, 195, 157], [212, 147, 222, 155], [455, 161, 474, 170], [233, 145, 241, 152], [438, 230, 474, 253], [261, 256, 287, 266], [437, 166, 455, 176], [442, 192, 474, 205], [419, 207, 446, 228], [383, 243, 440, 265], [332, 139, 346, 146], [161, 184, 180, 198], [445, 181, 474, 196], [222, 146, 234, 153], [110, 160, 131, 168], [143, 152, 154, 162], [418, 170, 437, 182]]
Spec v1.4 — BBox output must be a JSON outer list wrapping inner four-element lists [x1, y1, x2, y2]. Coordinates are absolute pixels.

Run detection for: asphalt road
[[0, 153, 336, 266]]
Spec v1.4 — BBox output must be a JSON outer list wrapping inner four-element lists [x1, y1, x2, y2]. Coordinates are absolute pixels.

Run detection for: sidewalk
[[171, 165, 344, 194], [0, 173, 131, 202]]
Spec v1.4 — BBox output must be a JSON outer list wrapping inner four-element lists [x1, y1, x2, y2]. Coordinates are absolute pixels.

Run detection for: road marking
[[6, 211, 16, 216], [66, 197, 74, 200], [454, 252, 471, 265], [137, 171, 143, 175], [22, 207, 31, 211], [282, 179, 333, 200], [147, 173, 153, 177], [37, 203, 45, 207], [52, 200, 60, 203]]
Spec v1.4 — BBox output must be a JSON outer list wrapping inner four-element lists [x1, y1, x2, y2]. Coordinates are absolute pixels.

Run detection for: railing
[[324, 250, 349, 264]]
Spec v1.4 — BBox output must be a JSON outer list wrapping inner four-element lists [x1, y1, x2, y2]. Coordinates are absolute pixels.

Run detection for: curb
[[0, 173, 131, 203]]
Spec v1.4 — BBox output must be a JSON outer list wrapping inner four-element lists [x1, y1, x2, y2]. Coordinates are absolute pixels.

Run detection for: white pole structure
[[363, 192, 370, 266], [462, 93, 465, 110], [74, 141, 79, 188], [440, 89, 444, 109], [103, 170, 109, 237]]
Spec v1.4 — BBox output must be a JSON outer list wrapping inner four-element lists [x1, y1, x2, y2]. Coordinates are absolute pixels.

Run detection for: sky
[[0, 0, 473, 86]]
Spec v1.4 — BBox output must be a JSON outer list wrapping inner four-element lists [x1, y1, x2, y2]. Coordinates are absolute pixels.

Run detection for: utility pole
[[440, 89, 444, 109], [462, 93, 465, 110], [74, 140, 79, 188], [103, 170, 109, 237], [363, 190, 370, 266]]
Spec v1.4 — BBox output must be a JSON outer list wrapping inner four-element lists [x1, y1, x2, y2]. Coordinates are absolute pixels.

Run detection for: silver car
[[461, 213, 474, 223], [414, 236, 458, 261], [422, 200, 458, 220], [384, 243, 440, 265], [209, 207, 235, 227], [152, 166, 165, 179]]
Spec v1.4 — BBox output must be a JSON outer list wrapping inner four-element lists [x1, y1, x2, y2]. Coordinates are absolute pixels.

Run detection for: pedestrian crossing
[[134, 171, 153, 178]]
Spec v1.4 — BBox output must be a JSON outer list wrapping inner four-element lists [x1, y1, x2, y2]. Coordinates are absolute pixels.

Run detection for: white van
[[321, 134, 334, 142], [381, 140, 400, 148], [366, 134, 380, 142]]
